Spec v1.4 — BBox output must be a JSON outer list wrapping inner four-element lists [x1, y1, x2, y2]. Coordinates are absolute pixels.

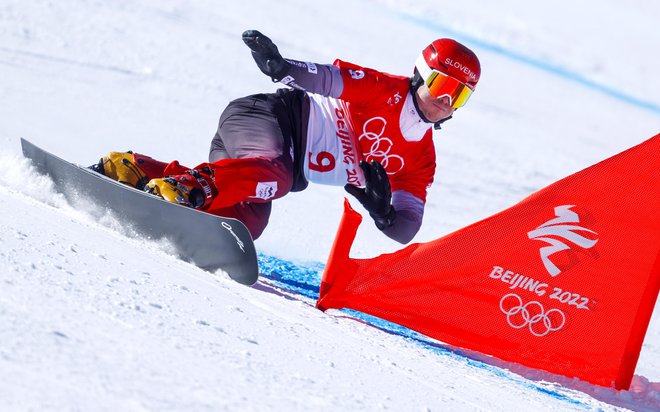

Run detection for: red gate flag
[[316, 134, 660, 389]]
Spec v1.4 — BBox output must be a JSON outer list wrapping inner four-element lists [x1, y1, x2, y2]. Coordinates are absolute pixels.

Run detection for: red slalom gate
[[316, 134, 660, 389]]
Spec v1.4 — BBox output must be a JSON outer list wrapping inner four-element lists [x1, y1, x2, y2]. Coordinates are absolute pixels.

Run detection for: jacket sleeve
[[276, 58, 344, 98], [380, 190, 425, 244]]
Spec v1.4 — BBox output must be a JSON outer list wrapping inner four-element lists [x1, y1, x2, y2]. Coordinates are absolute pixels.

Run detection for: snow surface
[[1, 0, 659, 410]]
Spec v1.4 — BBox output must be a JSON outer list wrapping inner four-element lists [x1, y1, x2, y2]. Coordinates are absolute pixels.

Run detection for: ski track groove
[[382, 6, 660, 116], [0, 46, 140, 75]]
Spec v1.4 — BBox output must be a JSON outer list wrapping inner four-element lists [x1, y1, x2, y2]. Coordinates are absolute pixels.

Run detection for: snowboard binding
[[90, 151, 168, 190], [145, 168, 217, 210]]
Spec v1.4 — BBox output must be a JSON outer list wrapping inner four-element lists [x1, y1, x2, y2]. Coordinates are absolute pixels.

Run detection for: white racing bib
[[304, 94, 364, 186]]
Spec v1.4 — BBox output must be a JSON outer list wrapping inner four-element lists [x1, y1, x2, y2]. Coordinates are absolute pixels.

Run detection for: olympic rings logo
[[358, 117, 404, 174], [499, 293, 566, 337]]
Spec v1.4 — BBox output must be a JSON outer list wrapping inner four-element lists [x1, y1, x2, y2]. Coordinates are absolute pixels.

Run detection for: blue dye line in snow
[[257, 253, 590, 409], [391, 11, 660, 116]]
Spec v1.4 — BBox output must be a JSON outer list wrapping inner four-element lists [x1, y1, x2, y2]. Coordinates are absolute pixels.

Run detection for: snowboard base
[[21, 138, 259, 285]]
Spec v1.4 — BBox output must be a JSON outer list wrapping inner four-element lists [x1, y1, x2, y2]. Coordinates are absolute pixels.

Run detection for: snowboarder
[[91, 30, 481, 243]]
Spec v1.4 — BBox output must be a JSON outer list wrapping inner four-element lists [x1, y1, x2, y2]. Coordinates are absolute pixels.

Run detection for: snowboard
[[21, 138, 259, 285]]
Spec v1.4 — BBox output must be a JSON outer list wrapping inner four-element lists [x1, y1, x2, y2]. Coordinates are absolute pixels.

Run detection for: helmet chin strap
[[433, 115, 453, 130]]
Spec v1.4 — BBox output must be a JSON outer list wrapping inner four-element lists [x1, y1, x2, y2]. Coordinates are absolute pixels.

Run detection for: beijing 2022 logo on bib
[[527, 205, 598, 277]]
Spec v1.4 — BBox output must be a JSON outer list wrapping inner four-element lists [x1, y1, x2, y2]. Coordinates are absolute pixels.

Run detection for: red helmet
[[417, 38, 481, 89], [412, 39, 481, 112]]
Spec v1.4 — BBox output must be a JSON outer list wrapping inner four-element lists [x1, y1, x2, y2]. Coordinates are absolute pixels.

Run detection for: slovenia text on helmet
[[412, 38, 481, 110]]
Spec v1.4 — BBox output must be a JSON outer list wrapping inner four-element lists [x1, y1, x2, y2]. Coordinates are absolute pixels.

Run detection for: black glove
[[242, 30, 289, 82], [344, 160, 397, 230]]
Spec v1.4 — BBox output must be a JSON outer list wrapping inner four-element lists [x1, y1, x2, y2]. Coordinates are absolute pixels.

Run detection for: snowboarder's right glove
[[144, 167, 217, 210], [242, 30, 290, 82], [344, 160, 397, 230]]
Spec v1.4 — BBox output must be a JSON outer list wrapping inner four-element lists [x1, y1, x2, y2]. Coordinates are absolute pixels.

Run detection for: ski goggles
[[416, 55, 474, 108]]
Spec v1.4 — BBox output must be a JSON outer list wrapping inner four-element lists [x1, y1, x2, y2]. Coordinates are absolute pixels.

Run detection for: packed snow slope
[[1, 0, 659, 411]]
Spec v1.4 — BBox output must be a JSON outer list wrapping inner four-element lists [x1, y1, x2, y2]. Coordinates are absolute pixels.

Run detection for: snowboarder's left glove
[[344, 160, 397, 230], [145, 167, 217, 210], [242, 30, 290, 82]]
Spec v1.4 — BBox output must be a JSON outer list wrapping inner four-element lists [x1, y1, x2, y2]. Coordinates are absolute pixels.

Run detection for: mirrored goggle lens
[[426, 70, 473, 108]]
